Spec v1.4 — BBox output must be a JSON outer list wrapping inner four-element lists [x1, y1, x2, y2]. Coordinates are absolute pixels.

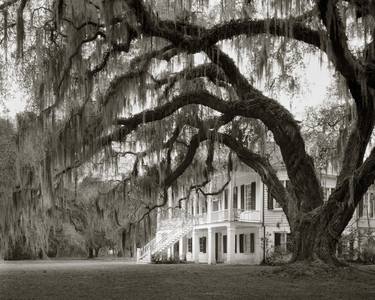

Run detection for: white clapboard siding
[[263, 185, 289, 227]]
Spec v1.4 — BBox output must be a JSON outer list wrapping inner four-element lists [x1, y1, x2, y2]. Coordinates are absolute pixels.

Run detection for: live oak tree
[[1, 0, 375, 265]]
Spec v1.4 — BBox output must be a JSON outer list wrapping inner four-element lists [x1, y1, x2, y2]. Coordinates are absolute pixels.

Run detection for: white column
[[228, 170, 234, 221], [179, 237, 186, 261], [167, 246, 172, 259], [226, 226, 235, 263], [192, 229, 199, 263], [207, 227, 216, 264], [207, 198, 212, 223]]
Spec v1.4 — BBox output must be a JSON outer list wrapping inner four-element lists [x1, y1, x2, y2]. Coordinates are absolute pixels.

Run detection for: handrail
[[138, 207, 196, 262]]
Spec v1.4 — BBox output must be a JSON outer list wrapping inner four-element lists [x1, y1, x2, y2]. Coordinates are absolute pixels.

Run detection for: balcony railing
[[158, 208, 261, 228], [198, 209, 261, 224]]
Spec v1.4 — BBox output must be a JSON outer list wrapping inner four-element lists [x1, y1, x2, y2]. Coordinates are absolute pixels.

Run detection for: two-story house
[[137, 163, 375, 264]]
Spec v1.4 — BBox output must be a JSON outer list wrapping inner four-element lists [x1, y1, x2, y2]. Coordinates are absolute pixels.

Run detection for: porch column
[[179, 237, 186, 261], [228, 170, 234, 221], [226, 226, 235, 263], [167, 246, 172, 259], [207, 197, 212, 223], [207, 227, 216, 264], [192, 229, 199, 263]]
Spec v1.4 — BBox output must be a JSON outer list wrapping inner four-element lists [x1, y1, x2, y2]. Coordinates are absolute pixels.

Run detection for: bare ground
[[1, 259, 375, 299]]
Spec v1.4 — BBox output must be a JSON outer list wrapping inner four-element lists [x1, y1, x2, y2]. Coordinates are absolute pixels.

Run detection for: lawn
[[1, 259, 375, 299]]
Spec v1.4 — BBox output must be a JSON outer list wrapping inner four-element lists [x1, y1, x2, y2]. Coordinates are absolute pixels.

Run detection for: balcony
[[197, 209, 261, 224]]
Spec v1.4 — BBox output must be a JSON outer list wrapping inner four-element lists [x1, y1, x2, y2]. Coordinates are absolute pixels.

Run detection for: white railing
[[211, 209, 229, 222], [137, 208, 196, 263], [196, 213, 207, 225], [206, 209, 261, 223], [238, 210, 261, 222]]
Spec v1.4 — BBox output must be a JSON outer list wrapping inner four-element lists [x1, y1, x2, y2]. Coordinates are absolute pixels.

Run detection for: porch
[[174, 225, 263, 265]]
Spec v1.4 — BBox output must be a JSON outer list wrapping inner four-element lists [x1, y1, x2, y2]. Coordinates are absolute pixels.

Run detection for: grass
[[1, 259, 375, 299]]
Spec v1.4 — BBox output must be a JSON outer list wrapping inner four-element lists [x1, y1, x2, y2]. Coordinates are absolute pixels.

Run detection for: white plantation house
[[137, 163, 375, 264]]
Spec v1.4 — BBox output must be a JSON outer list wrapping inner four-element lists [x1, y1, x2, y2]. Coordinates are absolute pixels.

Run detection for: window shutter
[[240, 185, 245, 209], [235, 235, 237, 253], [267, 187, 273, 210], [224, 189, 228, 209], [250, 233, 255, 253], [223, 235, 227, 253], [188, 238, 192, 252], [359, 198, 364, 217], [239, 234, 244, 253], [250, 182, 256, 210]]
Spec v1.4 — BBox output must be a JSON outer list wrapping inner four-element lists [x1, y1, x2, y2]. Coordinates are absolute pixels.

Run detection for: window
[[250, 233, 255, 253], [274, 232, 286, 251], [199, 237, 206, 253], [235, 235, 237, 253], [250, 182, 256, 210], [358, 198, 364, 218], [240, 185, 245, 210], [239, 234, 244, 253], [188, 238, 192, 253], [275, 232, 281, 248], [370, 193, 375, 218], [223, 235, 227, 253], [233, 186, 238, 209], [267, 187, 273, 210], [246, 184, 252, 209], [224, 189, 228, 209]]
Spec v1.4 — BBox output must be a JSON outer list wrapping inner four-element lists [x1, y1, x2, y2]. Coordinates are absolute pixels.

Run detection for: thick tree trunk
[[291, 199, 355, 265], [292, 222, 339, 265]]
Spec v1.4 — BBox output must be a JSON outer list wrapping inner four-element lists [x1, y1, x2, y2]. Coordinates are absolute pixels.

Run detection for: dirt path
[[1, 260, 375, 299]]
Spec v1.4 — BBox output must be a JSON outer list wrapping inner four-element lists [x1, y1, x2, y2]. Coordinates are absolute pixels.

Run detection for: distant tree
[[1, 0, 375, 265]]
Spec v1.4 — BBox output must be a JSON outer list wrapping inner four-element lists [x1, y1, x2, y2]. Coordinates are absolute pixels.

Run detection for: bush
[[361, 239, 375, 264], [151, 253, 185, 264]]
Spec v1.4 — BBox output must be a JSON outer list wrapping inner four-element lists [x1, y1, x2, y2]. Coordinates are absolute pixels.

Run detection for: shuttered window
[[267, 187, 273, 210], [239, 234, 244, 253], [250, 182, 256, 210], [235, 235, 237, 253], [224, 189, 228, 209], [250, 233, 255, 253], [233, 186, 238, 209], [223, 235, 227, 253], [240, 185, 245, 210], [188, 238, 192, 252], [358, 198, 364, 217], [199, 237, 206, 253]]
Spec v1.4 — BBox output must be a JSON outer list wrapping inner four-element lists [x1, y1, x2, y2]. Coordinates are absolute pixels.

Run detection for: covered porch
[[174, 224, 263, 264]]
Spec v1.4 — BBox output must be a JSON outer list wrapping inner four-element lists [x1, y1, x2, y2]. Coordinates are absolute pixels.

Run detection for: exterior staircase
[[137, 209, 195, 263]]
